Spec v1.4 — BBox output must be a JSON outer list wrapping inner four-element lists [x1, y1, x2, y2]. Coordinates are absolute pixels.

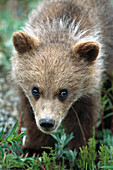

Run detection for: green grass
[[0, 121, 113, 169]]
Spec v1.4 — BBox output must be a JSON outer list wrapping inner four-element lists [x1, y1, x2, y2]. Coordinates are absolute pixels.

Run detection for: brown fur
[[11, 0, 113, 152], [13, 31, 41, 54]]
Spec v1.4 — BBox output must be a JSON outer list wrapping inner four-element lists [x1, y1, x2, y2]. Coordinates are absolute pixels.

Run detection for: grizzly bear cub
[[11, 0, 113, 153]]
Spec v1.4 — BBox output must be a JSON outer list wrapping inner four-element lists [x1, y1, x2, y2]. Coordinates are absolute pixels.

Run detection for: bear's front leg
[[63, 94, 100, 151], [23, 122, 55, 156]]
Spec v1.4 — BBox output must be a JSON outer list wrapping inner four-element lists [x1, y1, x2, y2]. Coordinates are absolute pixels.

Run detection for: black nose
[[39, 119, 55, 129]]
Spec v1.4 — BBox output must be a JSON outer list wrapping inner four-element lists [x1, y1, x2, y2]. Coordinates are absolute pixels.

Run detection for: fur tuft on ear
[[12, 31, 41, 54], [73, 41, 99, 63]]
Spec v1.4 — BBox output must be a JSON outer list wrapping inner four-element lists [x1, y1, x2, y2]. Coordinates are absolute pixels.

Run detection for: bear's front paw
[[22, 147, 39, 157]]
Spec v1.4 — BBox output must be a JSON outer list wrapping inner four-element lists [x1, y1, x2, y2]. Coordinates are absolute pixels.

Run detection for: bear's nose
[[39, 119, 55, 130]]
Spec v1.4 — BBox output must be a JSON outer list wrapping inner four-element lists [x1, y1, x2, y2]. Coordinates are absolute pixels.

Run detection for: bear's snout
[[39, 118, 55, 131]]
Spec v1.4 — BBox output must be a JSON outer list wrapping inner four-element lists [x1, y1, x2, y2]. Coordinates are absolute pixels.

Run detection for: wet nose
[[39, 119, 55, 130]]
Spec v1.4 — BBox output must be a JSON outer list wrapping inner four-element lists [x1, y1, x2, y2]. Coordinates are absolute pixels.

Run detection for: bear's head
[[12, 31, 100, 134]]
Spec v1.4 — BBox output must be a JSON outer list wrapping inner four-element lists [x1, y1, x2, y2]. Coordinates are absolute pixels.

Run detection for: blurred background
[[0, 0, 41, 70]]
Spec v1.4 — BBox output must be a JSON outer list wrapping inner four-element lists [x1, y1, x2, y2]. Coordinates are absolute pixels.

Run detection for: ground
[[0, 69, 25, 135]]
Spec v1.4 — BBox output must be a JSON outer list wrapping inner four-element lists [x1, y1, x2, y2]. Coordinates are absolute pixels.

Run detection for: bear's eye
[[32, 87, 40, 99], [59, 89, 68, 100]]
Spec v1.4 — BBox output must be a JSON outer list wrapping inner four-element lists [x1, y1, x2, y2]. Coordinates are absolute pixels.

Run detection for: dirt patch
[[0, 70, 20, 134]]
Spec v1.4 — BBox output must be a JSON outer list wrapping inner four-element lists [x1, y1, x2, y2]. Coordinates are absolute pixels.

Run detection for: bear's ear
[[73, 41, 99, 63], [13, 31, 41, 54]]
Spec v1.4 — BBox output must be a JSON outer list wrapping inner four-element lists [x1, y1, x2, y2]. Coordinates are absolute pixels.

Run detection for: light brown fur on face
[[11, 0, 113, 152], [12, 37, 100, 134]]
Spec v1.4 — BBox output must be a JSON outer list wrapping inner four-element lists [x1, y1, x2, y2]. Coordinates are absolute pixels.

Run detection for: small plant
[[100, 129, 113, 147], [98, 144, 110, 169], [39, 147, 66, 170], [51, 129, 74, 159], [98, 145, 113, 169], [0, 121, 26, 169], [51, 128, 78, 168], [0, 121, 25, 157], [0, 122, 66, 169], [63, 149, 78, 168], [78, 137, 97, 170]]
